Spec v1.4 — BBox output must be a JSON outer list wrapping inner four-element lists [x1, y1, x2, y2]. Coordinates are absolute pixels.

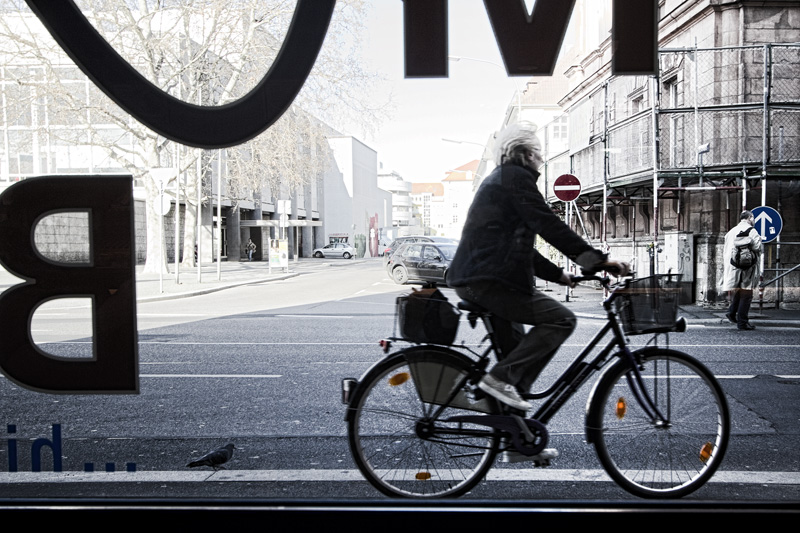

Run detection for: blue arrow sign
[[751, 206, 783, 243]]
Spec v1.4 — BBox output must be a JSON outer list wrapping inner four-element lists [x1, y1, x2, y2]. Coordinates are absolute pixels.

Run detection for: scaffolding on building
[[537, 43, 799, 305]]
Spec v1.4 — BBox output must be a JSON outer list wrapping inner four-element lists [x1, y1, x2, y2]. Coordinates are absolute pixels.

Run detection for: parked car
[[312, 243, 355, 259], [388, 242, 458, 286], [384, 236, 458, 271]]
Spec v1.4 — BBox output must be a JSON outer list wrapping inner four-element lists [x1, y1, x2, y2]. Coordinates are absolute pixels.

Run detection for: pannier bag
[[396, 287, 460, 345]]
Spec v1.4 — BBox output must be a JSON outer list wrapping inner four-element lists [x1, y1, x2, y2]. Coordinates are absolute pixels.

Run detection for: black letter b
[[0, 176, 138, 393]]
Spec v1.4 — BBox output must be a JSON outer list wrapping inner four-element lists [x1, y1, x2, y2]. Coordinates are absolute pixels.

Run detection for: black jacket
[[448, 163, 605, 293]]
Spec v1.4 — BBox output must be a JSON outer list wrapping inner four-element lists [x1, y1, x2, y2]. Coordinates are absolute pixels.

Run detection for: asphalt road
[[1, 261, 798, 501]]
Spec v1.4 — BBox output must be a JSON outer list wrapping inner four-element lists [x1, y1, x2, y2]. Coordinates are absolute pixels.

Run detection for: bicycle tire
[[587, 348, 729, 498], [347, 346, 500, 498]]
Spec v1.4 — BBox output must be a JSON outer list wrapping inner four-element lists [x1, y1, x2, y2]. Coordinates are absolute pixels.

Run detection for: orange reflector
[[415, 472, 431, 480], [615, 397, 627, 419], [388, 372, 410, 386], [700, 442, 714, 463]]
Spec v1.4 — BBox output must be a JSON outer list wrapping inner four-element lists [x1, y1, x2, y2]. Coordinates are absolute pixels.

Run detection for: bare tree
[[0, 0, 386, 272]]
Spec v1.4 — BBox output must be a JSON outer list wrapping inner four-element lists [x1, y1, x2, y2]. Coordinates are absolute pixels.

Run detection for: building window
[[631, 95, 643, 115], [551, 115, 568, 141]]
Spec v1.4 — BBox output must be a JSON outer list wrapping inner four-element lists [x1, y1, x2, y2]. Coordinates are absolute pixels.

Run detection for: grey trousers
[[455, 282, 576, 392], [728, 289, 753, 328]]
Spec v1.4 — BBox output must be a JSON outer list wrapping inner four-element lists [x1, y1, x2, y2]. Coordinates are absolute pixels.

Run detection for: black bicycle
[[342, 274, 730, 499]]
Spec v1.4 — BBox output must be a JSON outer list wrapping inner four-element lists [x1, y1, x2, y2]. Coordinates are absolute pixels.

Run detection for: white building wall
[[322, 141, 353, 244], [326, 136, 392, 257], [441, 178, 475, 239], [378, 170, 416, 229]]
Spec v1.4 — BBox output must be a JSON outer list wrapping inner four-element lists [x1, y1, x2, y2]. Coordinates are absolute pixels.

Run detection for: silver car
[[312, 243, 355, 259]]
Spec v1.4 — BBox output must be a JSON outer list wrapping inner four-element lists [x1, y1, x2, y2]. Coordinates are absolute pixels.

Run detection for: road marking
[[564, 343, 800, 348], [141, 374, 282, 378], [139, 314, 211, 317], [49, 340, 800, 349], [274, 315, 355, 318], [48, 341, 383, 345], [0, 469, 796, 484]]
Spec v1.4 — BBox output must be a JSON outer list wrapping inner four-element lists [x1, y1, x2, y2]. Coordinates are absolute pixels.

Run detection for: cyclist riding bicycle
[[448, 121, 630, 413]]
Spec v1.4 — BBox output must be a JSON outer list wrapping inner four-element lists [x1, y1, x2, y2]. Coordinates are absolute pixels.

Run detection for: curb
[[136, 273, 300, 303], [133, 257, 371, 302]]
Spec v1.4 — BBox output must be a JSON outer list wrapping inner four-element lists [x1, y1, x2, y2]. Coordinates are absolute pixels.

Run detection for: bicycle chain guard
[[446, 415, 549, 456]]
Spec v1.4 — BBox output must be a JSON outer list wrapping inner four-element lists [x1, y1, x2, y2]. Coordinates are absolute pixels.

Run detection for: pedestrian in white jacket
[[721, 210, 762, 330]]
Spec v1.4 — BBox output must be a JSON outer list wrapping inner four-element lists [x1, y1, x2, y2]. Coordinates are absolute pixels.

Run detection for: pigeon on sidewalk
[[186, 443, 236, 470]]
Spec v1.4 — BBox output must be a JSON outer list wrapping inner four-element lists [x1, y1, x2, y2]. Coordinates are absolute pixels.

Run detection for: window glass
[[0, 0, 793, 509], [405, 244, 422, 259]]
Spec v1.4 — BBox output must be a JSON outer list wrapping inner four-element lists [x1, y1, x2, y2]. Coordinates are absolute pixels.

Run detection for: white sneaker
[[477, 374, 532, 410], [501, 448, 559, 465]]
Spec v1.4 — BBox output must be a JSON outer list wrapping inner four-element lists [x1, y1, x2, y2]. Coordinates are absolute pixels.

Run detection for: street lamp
[[442, 138, 488, 149]]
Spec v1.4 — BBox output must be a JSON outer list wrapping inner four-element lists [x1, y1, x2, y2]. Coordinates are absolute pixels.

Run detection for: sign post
[[553, 175, 582, 301]]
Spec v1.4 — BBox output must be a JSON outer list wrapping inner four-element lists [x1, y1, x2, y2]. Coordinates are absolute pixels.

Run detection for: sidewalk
[[551, 282, 800, 328], [133, 257, 373, 302]]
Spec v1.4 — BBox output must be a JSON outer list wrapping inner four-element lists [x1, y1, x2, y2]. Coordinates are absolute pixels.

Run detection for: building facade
[[377, 164, 421, 241], [529, 0, 800, 307], [325, 136, 392, 258], [440, 160, 478, 239]]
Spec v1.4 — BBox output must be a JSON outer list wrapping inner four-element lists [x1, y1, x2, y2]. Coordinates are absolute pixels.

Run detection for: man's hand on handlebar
[[558, 269, 579, 288]]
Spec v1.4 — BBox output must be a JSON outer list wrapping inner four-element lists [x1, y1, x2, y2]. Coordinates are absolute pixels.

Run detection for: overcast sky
[[356, 0, 532, 182]]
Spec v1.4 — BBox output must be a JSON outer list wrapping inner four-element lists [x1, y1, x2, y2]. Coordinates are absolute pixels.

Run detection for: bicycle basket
[[616, 274, 682, 335], [396, 288, 460, 345]]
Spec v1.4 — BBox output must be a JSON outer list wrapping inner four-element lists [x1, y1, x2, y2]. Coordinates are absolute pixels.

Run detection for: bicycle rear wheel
[[588, 349, 729, 498], [347, 346, 500, 498]]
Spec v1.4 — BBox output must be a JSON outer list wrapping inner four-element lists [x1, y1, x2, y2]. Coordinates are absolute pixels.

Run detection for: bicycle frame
[[418, 277, 673, 433], [526, 294, 669, 427]]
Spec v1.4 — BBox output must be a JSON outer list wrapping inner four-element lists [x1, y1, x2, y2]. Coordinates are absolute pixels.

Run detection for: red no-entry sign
[[554, 174, 581, 202]]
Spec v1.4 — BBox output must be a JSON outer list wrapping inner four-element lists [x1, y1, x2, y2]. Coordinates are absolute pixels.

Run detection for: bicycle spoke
[[348, 348, 499, 498]]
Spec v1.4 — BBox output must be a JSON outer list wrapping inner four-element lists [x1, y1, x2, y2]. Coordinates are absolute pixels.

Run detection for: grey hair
[[494, 121, 541, 167], [740, 210, 753, 220]]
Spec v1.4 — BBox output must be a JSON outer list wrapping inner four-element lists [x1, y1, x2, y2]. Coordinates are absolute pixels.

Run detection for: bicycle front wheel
[[588, 349, 729, 498], [347, 346, 500, 498]]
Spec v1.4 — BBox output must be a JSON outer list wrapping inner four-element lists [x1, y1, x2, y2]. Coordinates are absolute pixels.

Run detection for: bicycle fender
[[342, 345, 471, 423], [583, 346, 681, 444], [583, 347, 648, 444]]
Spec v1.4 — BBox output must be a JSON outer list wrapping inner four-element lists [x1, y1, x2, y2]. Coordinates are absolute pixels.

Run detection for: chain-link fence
[[656, 44, 799, 169], [771, 108, 800, 163], [771, 44, 800, 104]]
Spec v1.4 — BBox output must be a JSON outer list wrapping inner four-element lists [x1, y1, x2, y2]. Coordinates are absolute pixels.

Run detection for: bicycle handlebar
[[570, 274, 611, 288]]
